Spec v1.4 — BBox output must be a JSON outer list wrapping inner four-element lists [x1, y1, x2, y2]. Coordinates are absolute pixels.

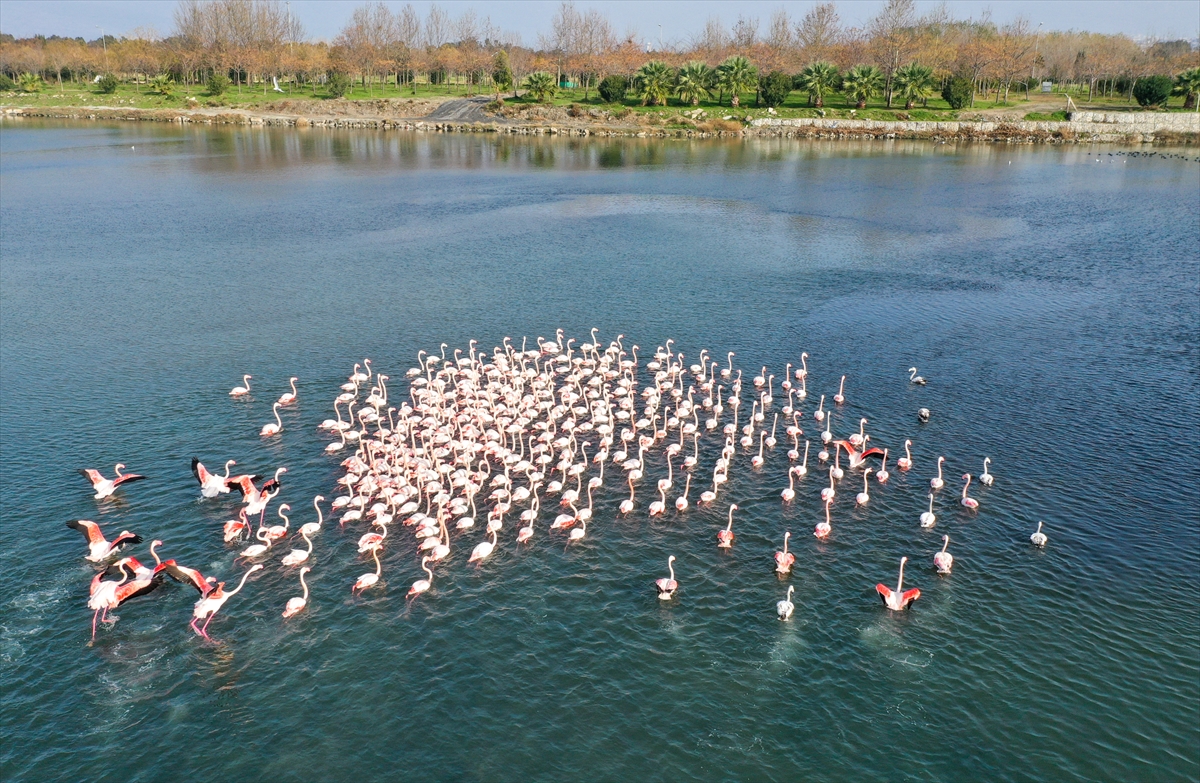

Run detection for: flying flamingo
[[897, 440, 913, 471], [815, 500, 832, 539], [66, 520, 142, 562], [934, 536, 953, 574], [282, 567, 311, 618], [655, 556, 678, 600], [353, 548, 383, 592], [470, 528, 498, 562], [777, 586, 795, 620], [191, 564, 263, 638], [87, 562, 163, 640], [717, 504, 737, 548], [876, 557, 920, 611], [161, 560, 216, 597], [192, 458, 236, 498], [920, 494, 937, 528], [930, 456, 945, 489], [408, 556, 434, 597], [78, 463, 146, 499], [960, 474, 979, 509], [1030, 522, 1048, 547], [776, 532, 796, 572], [980, 458, 994, 486], [260, 402, 283, 437], [278, 377, 299, 405], [223, 509, 251, 543], [833, 375, 846, 404], [230, 375, 252, 396]]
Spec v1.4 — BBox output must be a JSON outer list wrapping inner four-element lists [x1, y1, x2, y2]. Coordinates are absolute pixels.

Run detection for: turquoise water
[[1, 121, 1198, 782]]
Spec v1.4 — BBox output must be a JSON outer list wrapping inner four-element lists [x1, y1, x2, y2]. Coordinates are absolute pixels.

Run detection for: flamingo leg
[[200, 615, 215, 639], [190, 617, 202, 635], [92, 609, 100, 639]]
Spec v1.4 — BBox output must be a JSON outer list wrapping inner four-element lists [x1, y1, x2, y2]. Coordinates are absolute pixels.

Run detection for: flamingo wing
[[114, 572, 165, 604], [109, 531, 144, 551], [112, 472, 147, 487], [66, 519, 104, 544], [227, 475, 256, 498], [261, 478, 282, 494], [191, 458, 211, 485], [900, 588, 921, 604], [860, 448, 885, 460], [162, 560, 215, 596], [78, 469, 104, 487], [875, 583, 893, 603]]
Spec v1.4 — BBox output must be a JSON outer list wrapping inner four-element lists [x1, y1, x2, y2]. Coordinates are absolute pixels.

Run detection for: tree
[[597, 73, 626, 102], [1173, 67, 1200, 110], [675, 61, 712, 106], [759, 70, 792, 107], [207, 71, 230, 95], [327, 71, 352, 97], [636, 60, 672, 106], [795, 61, 839, 107], [940, 74, 973, 109], [524, 70, 556, 102], [841, 64, 883, 108], [17, 72, 42, 92], [795, 3, 840, 63], [1132, 75, 1172, 107], [868, 0, 918, 107], [717, 55, 756, 107], [892, 62, 934, 109], [149, 73, 175, 95], [492, 49, 513, 97], [97, 73, 119, 93]]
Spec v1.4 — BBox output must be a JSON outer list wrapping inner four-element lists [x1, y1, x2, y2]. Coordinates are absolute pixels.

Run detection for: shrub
[[149, 74, 174, 96], [1132, 75, 1173, 107], [759, 70, 793, 107], [485, 98, 504, 112], [597, 74, 627, 103], [17, 72, 42, 93], [0, 73, 14, 91], [491, 50, 513, 94], [567, 103, 585, 117], [206, 72, 229, 96], [327, 72, 352, 98], [941, 75, 973, 109], [524, 72, 557, 103]]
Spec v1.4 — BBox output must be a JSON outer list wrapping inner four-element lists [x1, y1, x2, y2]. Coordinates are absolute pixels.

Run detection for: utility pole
[[658, 24, 663, 51], [96, 26, 108, 71], [1032, 23, 1043, 81]]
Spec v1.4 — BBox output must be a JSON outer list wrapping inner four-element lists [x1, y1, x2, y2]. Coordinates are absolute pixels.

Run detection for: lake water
[[1, 121, 1198, 782]]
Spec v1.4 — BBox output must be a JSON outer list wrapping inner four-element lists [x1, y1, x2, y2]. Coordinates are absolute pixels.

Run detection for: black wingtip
[[66, 519, 81, 529], [129, 534, 144, 545], [76, 469, 90, 478]]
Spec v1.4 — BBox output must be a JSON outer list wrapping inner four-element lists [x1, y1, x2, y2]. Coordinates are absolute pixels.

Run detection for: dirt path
[[424, 96, 499, 123]]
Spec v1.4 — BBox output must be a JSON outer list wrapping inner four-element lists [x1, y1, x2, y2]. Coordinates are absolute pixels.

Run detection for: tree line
[[1, 0, 1197, 108]]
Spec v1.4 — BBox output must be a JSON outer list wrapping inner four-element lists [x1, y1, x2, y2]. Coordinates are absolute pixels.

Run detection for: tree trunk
[[731, 94, 739, 107], [1185, 92, 1196, 110], [857, 98, 866, 109], [905, 98, 914, 109]]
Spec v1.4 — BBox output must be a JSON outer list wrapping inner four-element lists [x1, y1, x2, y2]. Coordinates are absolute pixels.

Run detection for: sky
[[1, 0, 1197, 44]]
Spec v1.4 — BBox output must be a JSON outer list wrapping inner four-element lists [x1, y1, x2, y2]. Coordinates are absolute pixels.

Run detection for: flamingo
[[776, 532, 796, 572], [876, 449, 890, 482], [849, 417, 867, 447], [908, 367, 926, 385], [751, 430, 766, 467], [897, 439, 913, 471], [223, 509, 251, 542], [191, 564, 263, 638], [266, 504, 291, 542], [87, 562, 163, 640], [960, 474, 979, 509], [353, 548, 383, 591], [813, 395, 825, 422], [261, 402, 283, 437], [230, 374, 252, 396], [777, 586, 795, 620], [655, 555, 678, 600], [470, 528, 498, 562], [279, 377, 299, 405], [856, 468, 874, 505], [795, 352, 808, 380], [282, 567, 311, 617], [78, 463, 146, 499], [408, 557, 434, 597], [649, 486, 666, 516], [161, 560, 216, 597], [820, 469, 836, 502], [833, 375, 846, 404], [1030, 521, 1048, 547], [876, 557, 920, 611], [721, 352, 734, 379], [815, 500, 832, 538], [797, 440, 809, 476], [192, 458, 236, 497], [569, 516, 587, 542], [980, 458, 994, 486], [930, 456, 945, 489], [675, 474, 691, 511], [782, 467, 796, 501], [66, 520, 142, 562], [300, 496, 324, 537], [919, 494, 937, 528], [934, 536, 953, 574], [281, 528, 313, 566], [717, 504, 737, 548], [239, 526, 272, 558]]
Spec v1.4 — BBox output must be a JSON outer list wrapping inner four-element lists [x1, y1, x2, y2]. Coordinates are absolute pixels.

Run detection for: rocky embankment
[[3, 98, 1196, 144]]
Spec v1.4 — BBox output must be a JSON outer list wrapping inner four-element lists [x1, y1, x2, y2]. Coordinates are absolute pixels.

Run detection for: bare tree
[[732, 15, 759, 50], [868, 0, 918, 106], [796, 2, 841, 63]]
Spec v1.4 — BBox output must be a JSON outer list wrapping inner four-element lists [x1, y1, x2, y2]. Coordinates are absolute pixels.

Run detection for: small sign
[[1041, 81, 1053, 93]]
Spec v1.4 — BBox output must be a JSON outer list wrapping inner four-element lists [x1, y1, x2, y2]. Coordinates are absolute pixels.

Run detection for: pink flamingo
[[934, 536, 953, 574], [775, 532, 795, 572], [66, 520, 142, 562], [897, 439, 913, 471], [960, 474, 979, 509], [717, 504, 737, 547], [815, 499, 832, 538], [78, 463, 146, 499], [191, 564, 263, 638], [655, 556, 678, 600], [876, 557, 920, 611], [282, 567, 311, 618]]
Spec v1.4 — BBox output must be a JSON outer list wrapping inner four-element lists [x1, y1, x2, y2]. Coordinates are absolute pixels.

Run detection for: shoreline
[[3, 103, 1197, 145]]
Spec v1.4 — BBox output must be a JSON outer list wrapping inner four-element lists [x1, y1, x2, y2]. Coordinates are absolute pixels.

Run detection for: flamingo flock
[[70, 331, 1049, 643]]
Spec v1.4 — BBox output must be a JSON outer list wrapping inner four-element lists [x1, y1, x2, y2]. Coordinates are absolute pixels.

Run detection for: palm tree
[[717, 56, 757, 108], [17, 72, 42, 93], [893, 64, 934, 110], [637, 61, 673, 107], [795, 61, 840, 108], [841, 65, 884, 109], [524, 71, 557, 103], [1174, 67, 1200, 110], [675, 61, 713, 106]]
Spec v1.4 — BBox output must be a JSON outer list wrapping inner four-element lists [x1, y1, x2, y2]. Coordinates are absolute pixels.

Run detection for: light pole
[[658, 25, 662, 51], [96, 26, 109, 71], [1032, 23, 1042, 82]]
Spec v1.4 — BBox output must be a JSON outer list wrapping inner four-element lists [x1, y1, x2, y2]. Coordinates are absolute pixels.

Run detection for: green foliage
[[636, 61, 673, 106], [149, 74, 174, 96], [327, 72, 352, 98], [524, 71, 557, 103], [795, 61, 839, 107], [758, 70, 793, 107], [841, 65, 883, 109], [0, 73, 15, 91], [96, 73, 119, 94], [1024, 110, 1069, 121], [893, 63, 935, 109], [206, 72, 229, 96], [940, 74, 973, 109], [1171, 67, 1200, 108], [717, 56, 756, 107], [491, 50, 513, 93], [17, 72, 42, 93], [1132, 75, 1173, 107], [675, 62, 713, 106], [597, 74, 627, 103]]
